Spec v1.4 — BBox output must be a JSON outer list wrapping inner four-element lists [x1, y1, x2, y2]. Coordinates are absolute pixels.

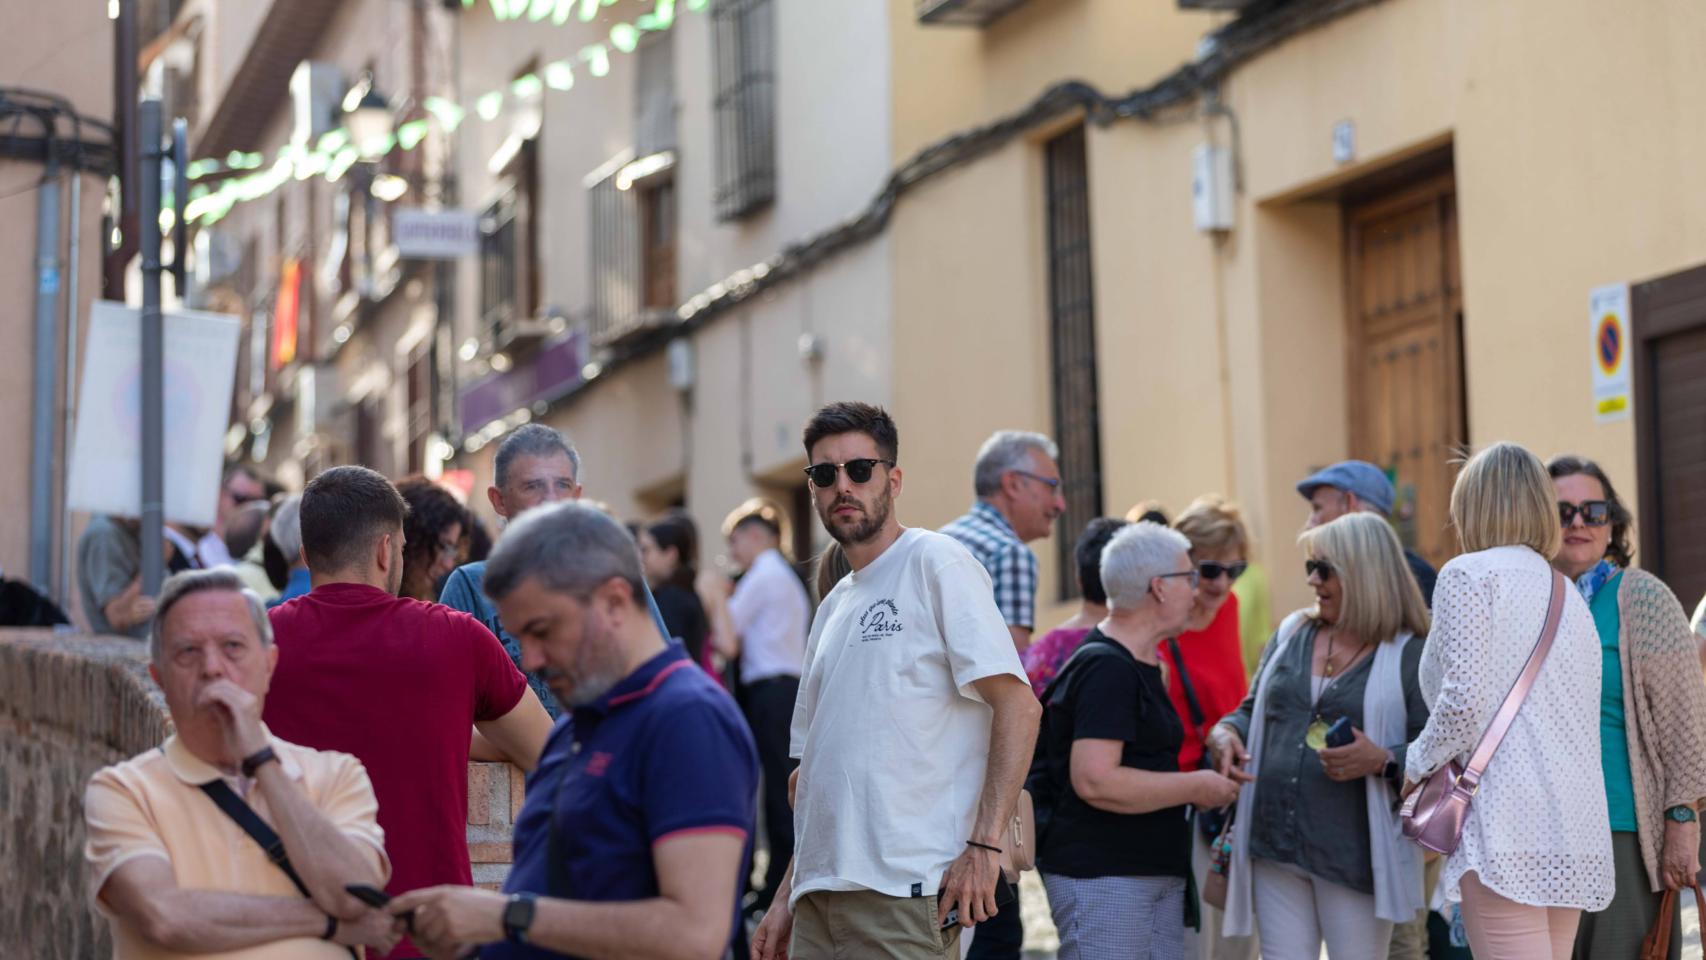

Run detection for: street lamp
[[343, 79, 394, 160]]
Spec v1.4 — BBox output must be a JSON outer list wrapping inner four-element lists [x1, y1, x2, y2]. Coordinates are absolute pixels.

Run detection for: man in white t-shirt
[[751, 402, 1042, 960]]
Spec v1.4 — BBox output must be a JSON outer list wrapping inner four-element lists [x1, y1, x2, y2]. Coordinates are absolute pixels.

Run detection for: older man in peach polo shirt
[[83, 569, 398, 957]]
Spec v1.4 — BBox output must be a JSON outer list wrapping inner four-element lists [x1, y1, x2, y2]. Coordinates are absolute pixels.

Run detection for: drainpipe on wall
[[138, 98, 165, 596], [59, 133, 82, 604], [30, 133, 63, 590]]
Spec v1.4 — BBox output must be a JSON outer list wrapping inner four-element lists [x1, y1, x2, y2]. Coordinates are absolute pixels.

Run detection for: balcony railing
[[914, 0, 1032, 27]]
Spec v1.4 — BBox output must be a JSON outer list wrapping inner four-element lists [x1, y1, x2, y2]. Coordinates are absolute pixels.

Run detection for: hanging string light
[[183, 0, 704, 227]]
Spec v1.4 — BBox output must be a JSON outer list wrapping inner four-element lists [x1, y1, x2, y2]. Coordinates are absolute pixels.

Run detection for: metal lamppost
[[136, 100, 189, 595]]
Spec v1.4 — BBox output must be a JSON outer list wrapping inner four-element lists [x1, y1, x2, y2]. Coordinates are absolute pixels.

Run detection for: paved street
[[1018, 872, 1705, 959]]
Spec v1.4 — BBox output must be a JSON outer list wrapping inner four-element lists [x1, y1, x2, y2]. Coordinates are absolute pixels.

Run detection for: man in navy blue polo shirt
[[392, 502, 759, 960]]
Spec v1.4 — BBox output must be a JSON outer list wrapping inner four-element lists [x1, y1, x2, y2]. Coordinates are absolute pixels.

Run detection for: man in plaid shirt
[[939, 430, 1064, 960]]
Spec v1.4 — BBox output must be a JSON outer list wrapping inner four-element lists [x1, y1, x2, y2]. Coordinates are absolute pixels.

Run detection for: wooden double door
[[1345, 175, 1466, 570]]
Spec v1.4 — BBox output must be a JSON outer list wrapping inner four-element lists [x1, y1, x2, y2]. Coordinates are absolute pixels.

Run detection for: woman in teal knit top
[[1548, 455, 1706, 959]]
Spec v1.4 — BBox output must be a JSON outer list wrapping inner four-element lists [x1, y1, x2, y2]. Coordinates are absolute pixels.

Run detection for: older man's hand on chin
[[83, 569, 399, 958]]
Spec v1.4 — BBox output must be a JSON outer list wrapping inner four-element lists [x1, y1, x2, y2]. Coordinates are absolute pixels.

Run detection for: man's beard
[[543, 617, 624, 708], [821, 487, 892, 546]]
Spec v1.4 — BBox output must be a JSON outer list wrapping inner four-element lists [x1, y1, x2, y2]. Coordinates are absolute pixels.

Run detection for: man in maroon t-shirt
[[265, 466, 552, 959]]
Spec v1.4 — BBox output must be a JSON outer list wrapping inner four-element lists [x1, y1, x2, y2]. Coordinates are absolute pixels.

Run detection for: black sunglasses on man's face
[[804, 458, 894, 488]]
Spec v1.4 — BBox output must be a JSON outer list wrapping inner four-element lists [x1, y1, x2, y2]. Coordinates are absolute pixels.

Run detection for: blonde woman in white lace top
[[1404, 443, 1614, 959]]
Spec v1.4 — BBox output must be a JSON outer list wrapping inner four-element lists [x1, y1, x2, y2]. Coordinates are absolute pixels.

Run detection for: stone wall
[[0, 630, 167, 958], [0, 630, 520, 956]]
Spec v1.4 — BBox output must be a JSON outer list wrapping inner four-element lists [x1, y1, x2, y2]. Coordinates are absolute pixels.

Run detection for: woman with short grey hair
[[1031, 522, 1241, 959]]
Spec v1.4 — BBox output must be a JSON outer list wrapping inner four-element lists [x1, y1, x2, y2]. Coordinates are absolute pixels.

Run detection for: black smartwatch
[[241, 746, 279, 778], [503, 892, 538, 945]]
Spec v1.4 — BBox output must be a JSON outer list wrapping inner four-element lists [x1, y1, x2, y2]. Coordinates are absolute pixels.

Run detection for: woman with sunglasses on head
[[1207, 512, 1430, 959], [1546, 455, 1706, 959]]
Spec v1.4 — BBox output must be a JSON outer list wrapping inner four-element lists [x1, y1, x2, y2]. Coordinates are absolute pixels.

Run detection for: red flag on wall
[[271, 258, 301, 370]]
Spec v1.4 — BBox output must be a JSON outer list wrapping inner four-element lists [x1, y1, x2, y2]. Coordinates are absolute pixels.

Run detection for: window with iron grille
[[588, 161, 641, 340], [478, 139, 538, 346], [711, 0, 775, 221], [1044, 126, 1104, 601]]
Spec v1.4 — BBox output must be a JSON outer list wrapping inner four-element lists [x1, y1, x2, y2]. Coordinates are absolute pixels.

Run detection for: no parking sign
[[1589, 283, 1631, 423]]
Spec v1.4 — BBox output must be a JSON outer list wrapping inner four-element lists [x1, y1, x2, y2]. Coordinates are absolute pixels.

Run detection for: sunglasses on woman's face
[[1305, 559, 1335, 581], [1198, 560, 1248, 583], [804, 458, 895, 488], [1558, 500, 1611, 528]]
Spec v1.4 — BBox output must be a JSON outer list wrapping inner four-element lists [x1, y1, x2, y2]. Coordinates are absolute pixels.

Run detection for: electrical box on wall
[[1192, 144, 1234, 233], [667, 338, 694, 391]]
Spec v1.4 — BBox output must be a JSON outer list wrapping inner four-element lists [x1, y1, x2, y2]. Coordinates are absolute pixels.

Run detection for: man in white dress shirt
[[751, 401, 1041, 960], [699, 498, 810, 913]]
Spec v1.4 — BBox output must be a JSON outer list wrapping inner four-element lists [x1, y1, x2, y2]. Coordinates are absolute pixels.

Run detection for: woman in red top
[[1162, 497, 1253, 768], [1162, 496, 1259, 960]]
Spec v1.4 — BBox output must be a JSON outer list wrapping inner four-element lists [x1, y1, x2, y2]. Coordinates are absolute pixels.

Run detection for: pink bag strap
[[1456, 570, 1567, 794]]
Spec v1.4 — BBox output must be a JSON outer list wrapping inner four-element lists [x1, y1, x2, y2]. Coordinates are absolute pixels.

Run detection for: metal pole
[[171, 117, 188, 300], [107, 0, 139, 301], [60, 137, 83, 605], [30, 133, 63, 589], [139, 99, 165, 596]]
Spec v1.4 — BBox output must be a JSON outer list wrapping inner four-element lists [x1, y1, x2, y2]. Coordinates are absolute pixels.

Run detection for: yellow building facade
[[883, 0, 1706, 625], [440, 0, 1706, 630]]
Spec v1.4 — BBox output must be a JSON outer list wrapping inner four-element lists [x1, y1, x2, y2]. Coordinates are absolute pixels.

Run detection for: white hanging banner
[[67, 300, 242, 527]]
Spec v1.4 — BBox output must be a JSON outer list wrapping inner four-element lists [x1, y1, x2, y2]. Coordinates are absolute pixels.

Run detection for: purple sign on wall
[[459, 330, 586, 436]]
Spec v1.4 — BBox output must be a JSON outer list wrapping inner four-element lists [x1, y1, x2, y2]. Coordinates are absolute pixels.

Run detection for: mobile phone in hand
[[1324, 716, 1355, 749], [346, 883, 415, 932], [345, 883, 391, 907], [940, 874, 1017, 930]]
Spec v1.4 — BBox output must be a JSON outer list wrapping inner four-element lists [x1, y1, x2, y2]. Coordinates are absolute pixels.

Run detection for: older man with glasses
[[938, 429, 1065, 960], [83, 568, 398, 958]]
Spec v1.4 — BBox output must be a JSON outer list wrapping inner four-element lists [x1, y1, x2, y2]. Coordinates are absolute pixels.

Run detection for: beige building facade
[[0, 3, 113, 603], [451, 0, 895, 564], [885, 0, 1706, 624], [134, 0, 1706, 634], [466, 0, 1706, 628]]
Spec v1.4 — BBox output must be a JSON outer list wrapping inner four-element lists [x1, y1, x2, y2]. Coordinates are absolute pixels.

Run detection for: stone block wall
[[467, 761, 526, 888], [0, 630, 521, 955], [0, 630, 167, 959]]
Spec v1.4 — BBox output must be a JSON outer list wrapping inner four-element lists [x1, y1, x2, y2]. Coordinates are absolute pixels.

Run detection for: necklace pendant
[[1306, 717, 1330, 750]]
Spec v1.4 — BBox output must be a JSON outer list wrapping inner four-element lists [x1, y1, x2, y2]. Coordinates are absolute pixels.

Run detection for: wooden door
[[1345, 175, 1466, 569], [1633, 264, 1706, 610]]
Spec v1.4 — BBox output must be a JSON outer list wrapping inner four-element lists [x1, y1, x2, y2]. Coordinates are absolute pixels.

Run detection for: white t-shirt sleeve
[[929, 550, 1027, 702], [789, 594, 830, 759]]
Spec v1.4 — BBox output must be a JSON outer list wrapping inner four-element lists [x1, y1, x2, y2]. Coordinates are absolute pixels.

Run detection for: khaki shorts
[[791, 888, 962, 960]]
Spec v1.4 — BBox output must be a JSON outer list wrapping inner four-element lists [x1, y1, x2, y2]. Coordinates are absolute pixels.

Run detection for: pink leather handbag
[[1400, 571, 1566, 855]]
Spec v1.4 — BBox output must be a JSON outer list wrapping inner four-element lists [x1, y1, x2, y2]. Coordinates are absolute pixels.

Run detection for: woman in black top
[[1035, 521, 1241, 960], [638, 512, 711, 665]]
